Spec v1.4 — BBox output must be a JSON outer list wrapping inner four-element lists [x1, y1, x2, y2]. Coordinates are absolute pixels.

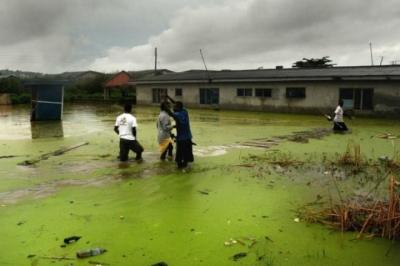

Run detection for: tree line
[[0, 73, 119, 104]]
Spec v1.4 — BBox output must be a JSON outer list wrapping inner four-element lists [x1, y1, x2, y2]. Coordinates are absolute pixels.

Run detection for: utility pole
[[379, 56, 384, 66], [370, 43, 374, 66], [200, 49, 212, 83], [154, 47, 157, 75]]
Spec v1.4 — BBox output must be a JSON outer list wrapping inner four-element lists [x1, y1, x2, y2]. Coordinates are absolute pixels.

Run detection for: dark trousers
[[160, 143, 173, 159], [333, 122, 348, 131], [119, 138, 144, 161], [175, 139, 194, 168]]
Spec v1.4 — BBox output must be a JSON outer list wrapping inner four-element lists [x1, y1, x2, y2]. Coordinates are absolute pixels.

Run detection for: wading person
[[165, 94, 194, 168], [114, 103, 144, 161], [331, 99, 352, 132], [157, 102, 174, 160]]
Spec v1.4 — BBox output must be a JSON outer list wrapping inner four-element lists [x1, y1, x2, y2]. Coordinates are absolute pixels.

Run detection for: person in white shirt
[[114, 104, 144, 161], [332, 99, 352, 131]]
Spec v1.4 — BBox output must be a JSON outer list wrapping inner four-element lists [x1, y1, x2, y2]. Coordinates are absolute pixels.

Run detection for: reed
[[298, 173, 400, 242]]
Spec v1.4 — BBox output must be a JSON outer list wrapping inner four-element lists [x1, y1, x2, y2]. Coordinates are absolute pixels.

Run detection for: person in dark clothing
[[114, 104, 144, 161], [164, 95, 194, 168]]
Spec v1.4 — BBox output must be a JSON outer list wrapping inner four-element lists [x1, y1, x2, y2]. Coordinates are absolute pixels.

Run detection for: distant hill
[[0, 69, 44, 79]]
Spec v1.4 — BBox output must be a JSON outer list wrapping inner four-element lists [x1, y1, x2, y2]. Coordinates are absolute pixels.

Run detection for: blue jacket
[[173, 108, 192, 141]]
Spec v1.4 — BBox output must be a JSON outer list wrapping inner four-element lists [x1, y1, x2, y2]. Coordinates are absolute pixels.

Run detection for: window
[[237, 88, 252, 97], [286, 87, 306, 98], [255, 88, 272, 97], [175, 88, 182, 96], [339, 88, 373, 110], [152, 88, 166, 103], [200, 88, 219, 104]]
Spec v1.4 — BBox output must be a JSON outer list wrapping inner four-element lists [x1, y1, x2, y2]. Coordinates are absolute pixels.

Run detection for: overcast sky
[[1, 0, 399, 74]]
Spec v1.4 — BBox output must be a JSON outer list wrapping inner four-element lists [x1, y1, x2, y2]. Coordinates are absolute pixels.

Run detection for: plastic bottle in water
[[76, 248, 107, 258]]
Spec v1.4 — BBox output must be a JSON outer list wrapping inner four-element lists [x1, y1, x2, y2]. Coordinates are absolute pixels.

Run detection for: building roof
[[134, 65, 400, 84], [58, 70, 103, 79], [102, 71, 133, 87], [24, 80, 71, 87], [0, 75, 18, 80]]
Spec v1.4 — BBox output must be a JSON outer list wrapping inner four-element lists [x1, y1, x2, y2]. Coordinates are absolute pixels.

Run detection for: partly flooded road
[[1, 103, 399, 265]]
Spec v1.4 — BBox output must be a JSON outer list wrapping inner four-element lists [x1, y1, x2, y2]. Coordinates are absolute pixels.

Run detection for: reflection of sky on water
[[0, 104, 120, 140], [2, 103, 399, 141]]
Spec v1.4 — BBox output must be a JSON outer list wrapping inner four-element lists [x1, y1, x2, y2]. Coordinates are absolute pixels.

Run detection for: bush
[[11, 93, 30, 104]]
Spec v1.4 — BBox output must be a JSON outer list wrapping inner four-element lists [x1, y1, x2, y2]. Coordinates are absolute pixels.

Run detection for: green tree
[[292, 56, 335, 68], [0, 77, 25, 94]]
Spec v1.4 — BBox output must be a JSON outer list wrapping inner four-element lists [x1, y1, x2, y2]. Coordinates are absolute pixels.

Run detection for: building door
[[339, 88, 373, 110], [152, 88, 167, 103], [199, 88, 219, 104]]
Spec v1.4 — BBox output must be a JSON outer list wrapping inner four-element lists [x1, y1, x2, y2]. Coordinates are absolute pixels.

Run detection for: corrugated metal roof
[[133, 65, 400, 84], [24, 80, 71, 86]]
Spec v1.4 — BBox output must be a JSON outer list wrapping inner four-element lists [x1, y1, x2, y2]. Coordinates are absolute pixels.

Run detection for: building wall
[[0, 93, 12, 105], [136, 80, 400, 117]]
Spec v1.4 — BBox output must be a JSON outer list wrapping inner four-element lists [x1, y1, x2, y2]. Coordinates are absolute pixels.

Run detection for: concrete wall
[[136, 80, 400, 118], [0, 94, 12, 105]]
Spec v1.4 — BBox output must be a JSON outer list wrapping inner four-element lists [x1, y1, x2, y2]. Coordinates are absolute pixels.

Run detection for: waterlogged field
[[0, 104, 400, 266]]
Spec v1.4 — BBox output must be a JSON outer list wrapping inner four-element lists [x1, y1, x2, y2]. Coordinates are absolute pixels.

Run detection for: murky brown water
[[1, 103, 400, 265]]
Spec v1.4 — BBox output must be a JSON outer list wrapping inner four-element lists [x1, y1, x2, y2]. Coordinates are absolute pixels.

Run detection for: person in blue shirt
[[165, 95, 194, 168]]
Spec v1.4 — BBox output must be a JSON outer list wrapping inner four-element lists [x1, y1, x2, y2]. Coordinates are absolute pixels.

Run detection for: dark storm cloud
[[152, 0, 400, 70], [1, 0, 399, 73], [0, 1, 69, 45]]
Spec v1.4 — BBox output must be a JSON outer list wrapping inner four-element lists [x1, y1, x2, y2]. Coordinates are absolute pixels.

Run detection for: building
[[102, 71, 134, 100], [134, 66, 400, 118], [25, 81, 68, 121], [59, 70, 104, 80], [102, 69, 174, 101]]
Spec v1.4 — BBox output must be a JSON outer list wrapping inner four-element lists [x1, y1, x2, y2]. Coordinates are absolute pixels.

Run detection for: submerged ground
[[0, 104, 399, 266]]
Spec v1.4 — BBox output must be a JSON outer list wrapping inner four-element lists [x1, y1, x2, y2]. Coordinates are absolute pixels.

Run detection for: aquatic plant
[[337, 140, 365, 172], [298, 172, 400, 245]]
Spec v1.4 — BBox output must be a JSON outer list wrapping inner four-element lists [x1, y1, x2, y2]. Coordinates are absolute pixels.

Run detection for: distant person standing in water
[[164, 94, 194, 168], [157, 102, 174, 160], [114, 103, 144, 161], [332, 99, 352, 132]]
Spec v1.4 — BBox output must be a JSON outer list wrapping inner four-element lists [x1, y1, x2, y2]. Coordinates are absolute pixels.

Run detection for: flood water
[[1, 103, 400, 266]]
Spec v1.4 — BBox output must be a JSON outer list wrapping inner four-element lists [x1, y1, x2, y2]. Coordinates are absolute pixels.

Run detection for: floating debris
[[151, 262, 168, 266], [89, 260, 110, 265], [76, 248, 107, 258], [236, 239, 246, 246], [63, 236, 81, 244], [17, 220, 27, 226], [232, 252, 247, 261], [264, 236, 274, 242], [378, 133, 397, 139], [196, 190, 209, 195]]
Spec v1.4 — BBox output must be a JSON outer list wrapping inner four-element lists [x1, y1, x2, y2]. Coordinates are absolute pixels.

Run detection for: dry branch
[[18, 142, 88, 166]]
